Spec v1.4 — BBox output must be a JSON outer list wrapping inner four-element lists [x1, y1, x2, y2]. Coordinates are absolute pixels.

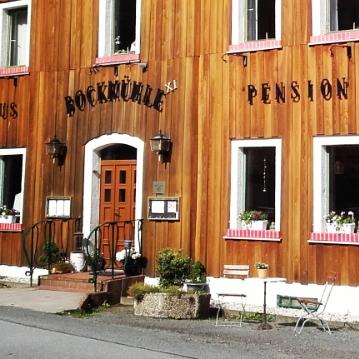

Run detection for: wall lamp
[[46, 136, 67, 165], [150, 130, 172, 163]]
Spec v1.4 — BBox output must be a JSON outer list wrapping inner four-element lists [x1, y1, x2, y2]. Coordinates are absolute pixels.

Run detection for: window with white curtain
[[230, 139, 282, 231], [0, 0, 31, 68], [0, 148, 26, 224], [98, 0, 141, 58]]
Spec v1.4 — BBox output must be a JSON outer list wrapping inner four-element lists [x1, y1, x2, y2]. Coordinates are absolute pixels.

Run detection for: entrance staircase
[[37, 271, 144, 308], [22, 217, 145, 310]]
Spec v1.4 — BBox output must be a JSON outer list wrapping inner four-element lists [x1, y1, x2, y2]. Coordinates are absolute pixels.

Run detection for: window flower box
[[0, 215, 16, 224], [238, 210, 269, 230], [0, 205, 18, 224], [326, 222, 355, 234], [240, 220, 268, 230], [324, 211, 355, 234]]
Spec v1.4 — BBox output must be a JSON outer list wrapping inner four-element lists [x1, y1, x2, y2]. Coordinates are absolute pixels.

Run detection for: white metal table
[[245, 277, 287, 330]]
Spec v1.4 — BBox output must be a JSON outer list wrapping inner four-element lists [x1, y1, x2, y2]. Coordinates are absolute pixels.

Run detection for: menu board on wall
[[46, 197, 71, 218], [148, 197, 180, 221]]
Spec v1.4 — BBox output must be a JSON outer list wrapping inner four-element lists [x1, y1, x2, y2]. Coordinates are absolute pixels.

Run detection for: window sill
[[224, 228, 281, 242], [0, 66, 29, 77], [308, 232, 359, 245], [309, 30, 359, 46], [228, 40, 282, 53], [95, 53, 140, 66], [0, 223, 22, 232]]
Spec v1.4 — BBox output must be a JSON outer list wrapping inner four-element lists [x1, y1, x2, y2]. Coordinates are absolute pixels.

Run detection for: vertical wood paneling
[[1, 0, 359, 286]]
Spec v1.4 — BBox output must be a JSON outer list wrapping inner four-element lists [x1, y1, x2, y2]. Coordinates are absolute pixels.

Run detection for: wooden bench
[[215, 264, 249, 327]]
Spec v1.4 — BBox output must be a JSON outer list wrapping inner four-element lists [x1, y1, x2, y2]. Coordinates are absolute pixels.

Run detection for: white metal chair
[[293, 274, 336, 335], [215, 264, 249, 327]]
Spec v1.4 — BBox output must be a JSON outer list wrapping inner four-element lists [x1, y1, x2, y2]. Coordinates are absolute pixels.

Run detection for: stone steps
[[37, 272, 145, 305]]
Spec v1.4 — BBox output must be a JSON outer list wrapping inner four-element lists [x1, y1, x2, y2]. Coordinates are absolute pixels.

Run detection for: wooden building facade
[[1, 0, 359, 287]]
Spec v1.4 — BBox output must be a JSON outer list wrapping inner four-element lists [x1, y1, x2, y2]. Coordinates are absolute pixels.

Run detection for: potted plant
[[85, 252, 105, 272], [185, 260, 208, 292], [156, 248, 192, 287], [39, 240, 65, 268], [116, 247, 147, 276], [238, 210, 268, 230], [0, 205, 17, 223], [324, 211, 355, 233], [255, 262, 269, 278]]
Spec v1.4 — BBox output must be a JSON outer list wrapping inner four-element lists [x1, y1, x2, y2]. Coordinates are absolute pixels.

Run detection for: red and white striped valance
[[95, 53, 140, 66], [0, 223, 22, 232], [229, 40, 282, 53], [0, 66, 29, 77], [310, 30, 359, 45], [224, 228, 281, 242], [309, 232, 359, 245]]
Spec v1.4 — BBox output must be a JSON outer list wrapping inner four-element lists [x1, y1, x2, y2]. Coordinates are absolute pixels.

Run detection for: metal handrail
[[83, 218, 143, 291], [21, 217, 82, 286]]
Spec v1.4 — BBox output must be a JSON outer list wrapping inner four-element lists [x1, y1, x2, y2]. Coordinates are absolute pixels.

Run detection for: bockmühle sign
[[64, 76, 178, 116]]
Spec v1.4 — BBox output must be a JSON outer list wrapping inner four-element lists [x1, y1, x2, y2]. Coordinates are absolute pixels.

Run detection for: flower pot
[[257, 268, 268, 278], [343, 223, 355, 234], [0, 215, 16, 224], [241, 220, 268, 230], [325, 223, 338, 233], [124, 263, 141, 276], [70, 251, 85, 272], [325, 222, 355, 234], [184, 282, 209, 293]]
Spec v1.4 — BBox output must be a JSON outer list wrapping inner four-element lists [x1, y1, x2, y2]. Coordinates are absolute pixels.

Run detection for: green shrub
[[128, 282, 187, 301], [39, 240, 65, 267], [127, 283, 160, 301], [188, 261, 207, 283], [156, 248, 192, 288], [161, 285, 184, 296]]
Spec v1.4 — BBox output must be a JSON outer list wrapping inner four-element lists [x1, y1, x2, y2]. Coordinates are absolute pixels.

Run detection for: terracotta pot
[[257, 268, 268, 278]]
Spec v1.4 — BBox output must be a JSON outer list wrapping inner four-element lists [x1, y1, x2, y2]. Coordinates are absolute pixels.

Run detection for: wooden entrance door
[[99, 160, 136, 261]]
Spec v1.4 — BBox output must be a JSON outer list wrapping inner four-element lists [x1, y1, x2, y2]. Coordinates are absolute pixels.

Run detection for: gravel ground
[[1, 281, 359, 358], [83, 304, 359, 359]]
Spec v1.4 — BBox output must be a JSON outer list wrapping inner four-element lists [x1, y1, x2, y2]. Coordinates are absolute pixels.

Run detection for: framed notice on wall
[[46, 196, 71, 218], [148, 197, 180, 221]]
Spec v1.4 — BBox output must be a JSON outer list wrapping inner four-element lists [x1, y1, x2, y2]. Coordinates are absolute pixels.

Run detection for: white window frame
[[313, 136, 359, 233], [230, 139, 282, 231], [0, 0, 31, 69], [0, 147, 26, 224], [311, 0, 359, 45], [97, 0, 141, 63], [230, 0, 281, 53]]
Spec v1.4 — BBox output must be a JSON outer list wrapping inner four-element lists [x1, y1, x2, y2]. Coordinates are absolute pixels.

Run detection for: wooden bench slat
[[223, 264, 249, 278], [223, 269, 249, 275], [223, 265, 249, 270]]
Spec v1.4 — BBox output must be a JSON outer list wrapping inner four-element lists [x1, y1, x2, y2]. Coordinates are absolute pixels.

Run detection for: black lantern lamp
[[46, 136, 67, 164], [150, 130, 172, 162]]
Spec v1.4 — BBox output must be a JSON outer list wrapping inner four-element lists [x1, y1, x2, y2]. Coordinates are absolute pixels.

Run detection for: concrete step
[[38, 276, 96, 292]]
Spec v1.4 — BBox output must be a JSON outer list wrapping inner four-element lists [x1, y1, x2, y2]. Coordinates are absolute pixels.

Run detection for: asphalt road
[[0, 305, 359, 359]]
